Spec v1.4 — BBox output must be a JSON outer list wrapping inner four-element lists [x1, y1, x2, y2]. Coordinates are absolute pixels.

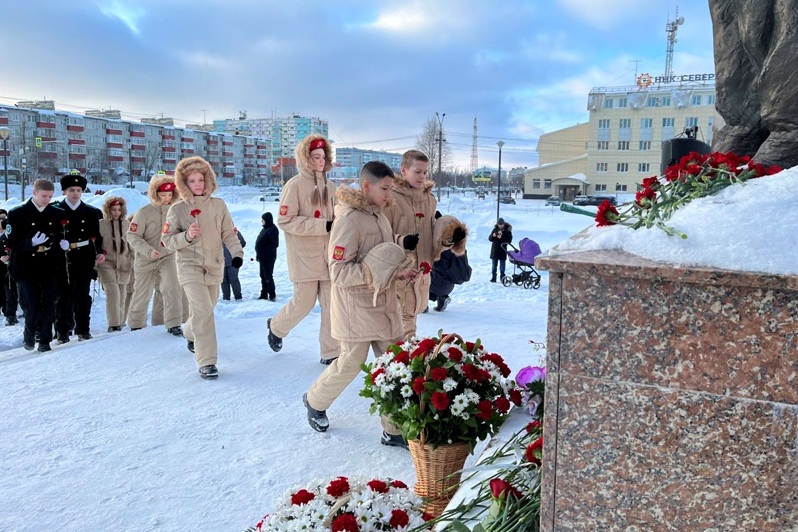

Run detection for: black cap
[[60, 171, 88, 191]]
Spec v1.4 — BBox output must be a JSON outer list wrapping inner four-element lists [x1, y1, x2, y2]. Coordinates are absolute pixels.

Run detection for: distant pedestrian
[[255, 211, 279, 301], [162, 156, 243, 380], [97, 196, 133, 332], [221, 231, 246, 300], [488, 217, 512, 282], [429, 249, 472, 311]]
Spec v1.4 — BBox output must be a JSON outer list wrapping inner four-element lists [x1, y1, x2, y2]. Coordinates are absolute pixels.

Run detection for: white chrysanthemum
[[463, 388, 480, 405], [400, 384, 413, 398], [442, 377, 458, 392]]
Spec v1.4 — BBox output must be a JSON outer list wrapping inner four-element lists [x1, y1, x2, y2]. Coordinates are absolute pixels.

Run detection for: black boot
[[490, 275, 497, 283]]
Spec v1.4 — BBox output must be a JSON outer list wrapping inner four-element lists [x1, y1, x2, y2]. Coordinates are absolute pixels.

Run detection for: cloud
[[558, 0, 647, 28], [98, 1, 146, 35]]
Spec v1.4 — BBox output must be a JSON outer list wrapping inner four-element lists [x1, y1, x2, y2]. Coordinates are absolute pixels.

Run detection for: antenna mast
[[469, 116, 478, 174], [664, 6, 684, 78]]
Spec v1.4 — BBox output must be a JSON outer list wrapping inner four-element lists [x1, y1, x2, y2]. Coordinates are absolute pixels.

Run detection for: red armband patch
[[279, 205, 288, 216], [233, 226, 238, 234], [162, 222, 170, 234], [129, 222, 138, 232], [332, 245, 345, 261]]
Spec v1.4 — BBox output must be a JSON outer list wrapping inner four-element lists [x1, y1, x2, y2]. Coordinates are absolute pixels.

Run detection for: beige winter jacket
[[277, 133, 337, 283], [127, 175, 177, 273], [161, 157, 243, 285], [97, 196, 133, 285], [328, 186, 404, 342], [383, 174, 438, 265]]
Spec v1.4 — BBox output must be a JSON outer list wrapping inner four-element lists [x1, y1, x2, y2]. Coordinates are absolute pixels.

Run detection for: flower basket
[[408, 439, 470, 517]]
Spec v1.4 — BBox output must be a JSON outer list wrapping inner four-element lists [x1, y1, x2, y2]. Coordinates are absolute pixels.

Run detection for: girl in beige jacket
[[304, 161, 417, 447], [98, 196, 133, 332], [162, 156, 243, 380]]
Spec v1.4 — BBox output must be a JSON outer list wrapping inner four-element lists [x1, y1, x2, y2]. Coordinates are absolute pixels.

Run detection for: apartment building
[[330, 147, 403, 180], [0, 101, 274, 186], [213, 114, 329, 162], [524, 73, 719, 199]]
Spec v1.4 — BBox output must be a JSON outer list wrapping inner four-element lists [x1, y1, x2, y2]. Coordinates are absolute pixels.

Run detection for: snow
[[0, 175, 793, 530]]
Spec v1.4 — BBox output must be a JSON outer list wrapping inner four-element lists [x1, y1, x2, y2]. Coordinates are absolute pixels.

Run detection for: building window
[[661, 96, 671, 106], [603, 98, 613, 109], [617, 162, 628, 172], [619, 118, 631, 129], [596, 163, 608, 173], [662, 117, 675, 127], [618, 141, 630, 151], [639, 140, 652, 151], [640, 118, 653, 129], [598, 119, 610, 129], [685, 117, 699, 127], [532, 179, 540, 189], [615, 183, 628, 192], [544, 179, 552, 188], [646, 97, 661, 107], [691, 95, 702, 105], [638, 162, 650, 173], [707, 95, 715, 105], [597, 141, 609, 150], [595, 184, 607, 191], [618, 98, 627, 108]]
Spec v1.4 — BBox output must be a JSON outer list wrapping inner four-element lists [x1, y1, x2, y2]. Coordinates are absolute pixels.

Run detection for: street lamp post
[[496, 140, 504, 223], [0, 127, 10, 201], [435, 112, 445, 201], [128, 139, 134, 188]]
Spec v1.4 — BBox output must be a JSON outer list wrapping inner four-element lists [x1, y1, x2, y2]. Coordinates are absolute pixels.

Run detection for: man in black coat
[[488, 217, 512, 282], [5, 179, 67, 351], [255, 211, 279, 301], [53, 171, 105, 343]]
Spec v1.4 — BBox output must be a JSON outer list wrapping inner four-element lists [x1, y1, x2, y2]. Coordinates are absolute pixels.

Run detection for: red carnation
[[509, 388, 523, 406], [414, 212, 424, 219], [417, 338, 437, 352], [393, 350, 409, 365], [595, 200, 620, 227], [419, 261, 431, 274], [430, 391, 450, 411], [314, 210, 321, 218], [412, 377, 426, 395], [446, 346, 463, 362], [326, 476, 350, 498], [290, 489, 315, 506], [430, 367, 448, 381], [526, 436, 544, 466], [391, 479, 408, 489], [495, 397, 511, 414], [370, 368, 385, 385], [477, 400, 493, 420], [60, 219, 69, 226], [490, 478, 523, 500], [390, 509, 410, 528], [190, 209, 201, 217], [331, 513, 358, 532], [465, 341, 477, 353], [367, 479, 389, 493], [526, 420, 542, 433]]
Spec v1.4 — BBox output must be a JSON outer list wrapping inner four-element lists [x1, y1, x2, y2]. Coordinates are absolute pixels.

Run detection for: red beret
[[157, 182, 176, 192], [110, 200, 121, 207], [309, 139, 326, 151]]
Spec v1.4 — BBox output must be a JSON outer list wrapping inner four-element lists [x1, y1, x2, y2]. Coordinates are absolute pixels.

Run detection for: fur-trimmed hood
[[147, 175, 177, 205], [173, 156, 218, 201], [335, 185, 393, 212], [432, 214, 468, 261], [101, 195, 128, 220], [392, 172, 435, 196], [295, 133, 333, 176]]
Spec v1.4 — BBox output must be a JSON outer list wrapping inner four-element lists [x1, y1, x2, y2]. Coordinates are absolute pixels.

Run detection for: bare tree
[[415, 116, 453, 181], [141, 142, 164, 179]]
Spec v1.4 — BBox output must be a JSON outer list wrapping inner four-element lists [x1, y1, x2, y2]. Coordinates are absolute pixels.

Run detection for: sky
[[1, 167, 795, 530], [0, 1, 716, 171]]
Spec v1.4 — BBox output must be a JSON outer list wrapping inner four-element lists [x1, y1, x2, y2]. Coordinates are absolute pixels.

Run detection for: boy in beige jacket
[[162, 156, 243, 380], [303, 161, 418, 448]]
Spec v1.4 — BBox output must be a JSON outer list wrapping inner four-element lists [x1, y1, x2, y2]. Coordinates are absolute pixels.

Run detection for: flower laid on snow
[[361, 331, 521, 451], [245, 476, 432, 531], [516, 363, 545, 420], [563, 150, 781, 238]]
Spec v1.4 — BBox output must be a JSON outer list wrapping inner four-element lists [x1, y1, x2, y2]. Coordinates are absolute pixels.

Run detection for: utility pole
[[435, 112, 445, 201]]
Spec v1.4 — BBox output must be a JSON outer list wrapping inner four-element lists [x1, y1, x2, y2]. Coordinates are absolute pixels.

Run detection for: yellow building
[[525, 73, 720, 199]]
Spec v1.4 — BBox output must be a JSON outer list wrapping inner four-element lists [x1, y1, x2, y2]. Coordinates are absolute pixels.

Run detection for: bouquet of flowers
[[246, 476, 432, 532], [361, 331, 522, 451], [516, 365, 545, 421], [563, 150, 781, 238]]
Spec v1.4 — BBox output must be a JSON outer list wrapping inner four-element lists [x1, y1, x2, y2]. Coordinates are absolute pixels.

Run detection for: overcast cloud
[[0, 1, 715, 169]]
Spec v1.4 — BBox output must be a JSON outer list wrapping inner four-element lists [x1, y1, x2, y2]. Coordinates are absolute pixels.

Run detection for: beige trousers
[[306, 340, 400, 436], [102, 281, 129, 328], [397, 275, 431, 339], [128, 259, 182, 329], [183, 282, 220, 368], [270, 279, 339, 361], [152, 284, 189, 326]]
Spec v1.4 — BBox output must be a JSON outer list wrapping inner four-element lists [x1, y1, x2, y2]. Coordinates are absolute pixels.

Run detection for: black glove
[[326, 220, 333, 232], [231, 256, 243, 269], [403, 234, 419, 251], [452, 227, 466, 244], [434, 210, 442, 219]]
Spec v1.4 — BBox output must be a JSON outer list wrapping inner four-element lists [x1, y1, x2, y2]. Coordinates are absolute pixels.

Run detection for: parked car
[[260, 191, 281, 202], [573, 195, 590, 205], [583, 195, 617, 206], [544, 195, 562, 206], [498, 194, 516, 205]]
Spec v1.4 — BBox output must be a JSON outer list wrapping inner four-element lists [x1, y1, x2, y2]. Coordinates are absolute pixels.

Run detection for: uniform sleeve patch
[[162, 222, 170, 234], [233, 226, 238, 234], [129, 222, 138, 232], [279, 205, 288, 216], [332, 245, 346, 261]]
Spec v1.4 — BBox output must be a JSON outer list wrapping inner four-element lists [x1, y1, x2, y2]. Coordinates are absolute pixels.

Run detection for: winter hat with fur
[[432, 215, 468, 261], [362, 242, 407, 306], [174, 156, 218, 200], [101, 195, 128, 220]]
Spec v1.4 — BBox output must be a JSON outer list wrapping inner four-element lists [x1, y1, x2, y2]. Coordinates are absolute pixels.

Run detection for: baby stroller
[[501, 238, 542, 289]]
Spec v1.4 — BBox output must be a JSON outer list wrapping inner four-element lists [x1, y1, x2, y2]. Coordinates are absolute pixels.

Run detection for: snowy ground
[[0, 189, 586, 531], [1, 171, 792, 530]]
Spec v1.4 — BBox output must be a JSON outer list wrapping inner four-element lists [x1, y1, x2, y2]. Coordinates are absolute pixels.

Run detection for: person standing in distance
[[488, 217, 513, 282], [267, 134, 340, 365], [255, 211, 279, 301], [54, 171, 105, 343], [5, 179, 67, 352]]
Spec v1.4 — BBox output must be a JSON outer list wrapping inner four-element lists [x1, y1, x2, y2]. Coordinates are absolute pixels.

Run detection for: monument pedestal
[[536, 250, 798, 530]]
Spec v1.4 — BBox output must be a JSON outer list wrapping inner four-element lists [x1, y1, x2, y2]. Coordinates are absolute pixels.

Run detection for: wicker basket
[[408, 439, 470, 517]]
